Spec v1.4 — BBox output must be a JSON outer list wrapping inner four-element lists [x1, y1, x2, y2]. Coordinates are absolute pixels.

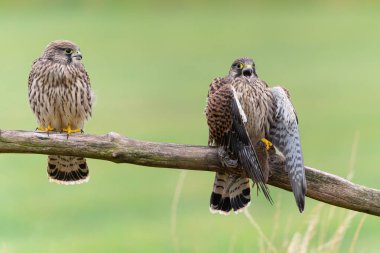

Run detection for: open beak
[[72, 51, 82, 60], [242, 67, 253, 77], [242, 64, 254, 79]]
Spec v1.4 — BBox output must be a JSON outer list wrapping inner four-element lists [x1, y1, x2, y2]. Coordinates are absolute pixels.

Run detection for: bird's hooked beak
[[242, 64, 254, 80], [72, 51, 82, 60]]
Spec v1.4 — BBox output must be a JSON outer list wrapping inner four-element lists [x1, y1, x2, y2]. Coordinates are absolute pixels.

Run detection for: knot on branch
[[107, 132, 122, 142]]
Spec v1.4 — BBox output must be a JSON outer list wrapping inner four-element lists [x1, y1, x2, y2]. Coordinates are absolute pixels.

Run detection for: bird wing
[[205, 77, 232, 143], [268, 86, 306, 212], [28, 59, 45, 118], [28, 58, 41, 89], [78, 65, 93, 118], [206, 77, 272, 203]]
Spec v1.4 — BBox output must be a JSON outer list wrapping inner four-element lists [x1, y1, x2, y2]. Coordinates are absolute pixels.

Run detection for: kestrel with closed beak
[[28, 40, 93, 184]]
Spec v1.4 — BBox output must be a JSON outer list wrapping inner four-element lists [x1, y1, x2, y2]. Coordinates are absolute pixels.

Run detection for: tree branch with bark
[[0, 129, 379, 217]]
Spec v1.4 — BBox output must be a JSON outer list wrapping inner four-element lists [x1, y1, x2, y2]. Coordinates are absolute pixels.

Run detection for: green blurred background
[[0, 0, 379, 252]]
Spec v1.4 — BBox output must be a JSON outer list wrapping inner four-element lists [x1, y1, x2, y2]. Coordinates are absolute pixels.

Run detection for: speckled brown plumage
[[28, 40, 93, 184], [206, 57, 306, 214]]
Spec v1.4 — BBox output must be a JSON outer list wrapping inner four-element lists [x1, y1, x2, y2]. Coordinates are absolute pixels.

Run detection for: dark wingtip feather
[[293, 182, 306, 213], [296, 193, 305, 213]]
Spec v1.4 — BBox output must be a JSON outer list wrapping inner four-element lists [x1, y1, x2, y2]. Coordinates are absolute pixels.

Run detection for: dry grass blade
[[287, 233, 302, 253], [317, 211, 357, 252], [349, 215, 366, 253], [283, 214, 294, 249], [300, 204, 322, 253], [170, 171, 188, 253], [228, 233, 237, 253], [318, 205, 336, 246], [258, 236, 265, 253], [270, 195, 281, 242], [243, 209, 278, 253], [0, 243, 9, 253], [347, 131, 360, 181]]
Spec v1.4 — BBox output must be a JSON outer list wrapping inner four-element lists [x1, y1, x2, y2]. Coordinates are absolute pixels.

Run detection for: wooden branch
[[1, 129, 379, 217]]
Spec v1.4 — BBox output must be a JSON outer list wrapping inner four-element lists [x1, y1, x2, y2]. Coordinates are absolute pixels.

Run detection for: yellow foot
[[261, 138, 273, 151], [62, 125, 82, 135], [36, 124, 55, 133]]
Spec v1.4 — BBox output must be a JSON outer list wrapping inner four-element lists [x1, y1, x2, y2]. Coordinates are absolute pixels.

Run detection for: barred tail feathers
[[210, 173, 251, 214], [47, 155, 89, 184]]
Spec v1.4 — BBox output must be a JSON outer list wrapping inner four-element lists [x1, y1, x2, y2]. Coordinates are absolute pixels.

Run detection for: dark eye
[[64, 48, 73, 54], [237, 63, 243, 69]]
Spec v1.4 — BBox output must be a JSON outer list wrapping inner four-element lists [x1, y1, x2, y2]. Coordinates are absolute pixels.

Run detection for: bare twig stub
[[0, 129, 379, 216]]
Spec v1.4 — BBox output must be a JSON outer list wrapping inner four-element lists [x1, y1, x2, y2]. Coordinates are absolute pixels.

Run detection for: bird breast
[[46, 63, 78, 87], [29, 60, 91, 130], [232, 79, 273, 144]]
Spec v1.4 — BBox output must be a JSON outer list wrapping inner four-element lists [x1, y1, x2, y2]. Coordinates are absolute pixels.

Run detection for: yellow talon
[[37, 124, 55, 132], [261, 138, 273, 151], [62, 125, 81, 135], [46, 124, 54, 132]]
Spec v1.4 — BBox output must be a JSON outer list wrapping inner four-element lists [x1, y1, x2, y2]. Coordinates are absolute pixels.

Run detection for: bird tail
[[47, 155, 89, 184], [210, 172, 251, 214]]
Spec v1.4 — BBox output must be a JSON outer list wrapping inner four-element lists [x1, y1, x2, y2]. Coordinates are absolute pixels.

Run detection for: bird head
[[42, 40, 83, 65], [229, 57, 257, 81]]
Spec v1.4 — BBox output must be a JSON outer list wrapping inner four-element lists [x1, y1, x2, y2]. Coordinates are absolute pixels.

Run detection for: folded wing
[[268, 87, 306, 212], [206, 78, 272, 203]]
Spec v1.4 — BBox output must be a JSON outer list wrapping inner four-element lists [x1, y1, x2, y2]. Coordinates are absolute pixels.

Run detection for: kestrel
[[28, 40, 93, 184], [205, 57, 306, 214]]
